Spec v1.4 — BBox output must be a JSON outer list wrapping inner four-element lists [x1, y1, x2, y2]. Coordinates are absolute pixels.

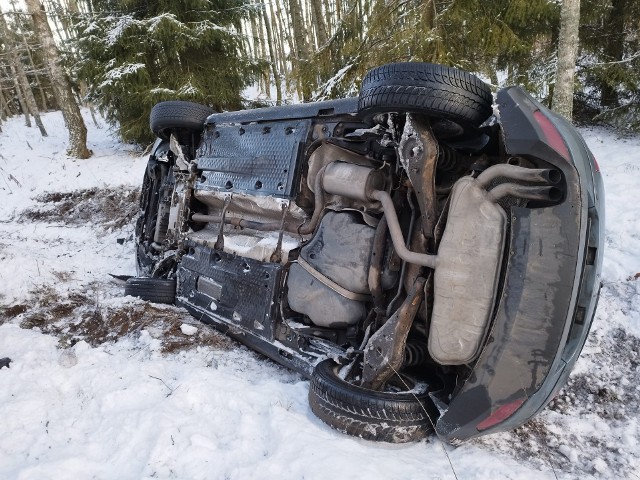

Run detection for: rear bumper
[[435, 87, 604, 442]]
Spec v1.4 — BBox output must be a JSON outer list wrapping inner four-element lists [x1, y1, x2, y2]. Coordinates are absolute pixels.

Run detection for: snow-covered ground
[[0, 111, 639, 479]]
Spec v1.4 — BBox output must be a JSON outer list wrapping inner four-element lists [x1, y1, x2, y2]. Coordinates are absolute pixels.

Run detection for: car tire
[[308, 359, 437, 443], [358, 62, 493, 138], [124, 277, 176, 304], [150, 101, 215, 139]]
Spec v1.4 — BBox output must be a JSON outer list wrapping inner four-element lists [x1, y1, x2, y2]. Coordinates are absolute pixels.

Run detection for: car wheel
[[149, 101, 215, 140], [358, 62, 493, 138], [308, 359, 437, 443], [124, 277, 176, 304]]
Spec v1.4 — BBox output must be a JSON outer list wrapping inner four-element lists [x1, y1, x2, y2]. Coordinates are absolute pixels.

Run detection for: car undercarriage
[[127, 62, 604, 444]]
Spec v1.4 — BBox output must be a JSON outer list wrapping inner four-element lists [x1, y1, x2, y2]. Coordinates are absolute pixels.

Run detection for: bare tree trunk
[[0, 81, 12, 119], [249, 14, 268, 96], [9, 68, 32, 127], [12, 59, 47, 136], [10, 0, 50, 111], [552, 0, 581, 120], [0, 9, 48, 136], [43, 0, 68, 41], [26, 0, 90, 158], [0, 87, 7, 121], [600, 0, 626, 108], [272, 0, 290, 91], [239, 20, 251, 57], [322, 0, 332, 37], [261, 1, 282, 104], [65, 0, 100, 126], [258, 13, 273, 99], [310, 0, 328, 49], [288, 0, 311, 100]]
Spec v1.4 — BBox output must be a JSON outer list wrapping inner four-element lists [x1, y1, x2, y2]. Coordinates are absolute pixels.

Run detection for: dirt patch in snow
[[476, 326, 640, 478], [1, 286, 233, 354], [19, 187, 139, 230]]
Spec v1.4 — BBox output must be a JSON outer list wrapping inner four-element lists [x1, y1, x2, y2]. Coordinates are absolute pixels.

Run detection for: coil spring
[[404, 342, 429, 367], [437, 145, 463, 171]]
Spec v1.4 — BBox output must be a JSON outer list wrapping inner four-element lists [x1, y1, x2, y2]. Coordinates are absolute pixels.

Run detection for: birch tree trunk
[[0, 10, 48, 136], [25, 0, 90, 158], [551, 0, 581, 120]]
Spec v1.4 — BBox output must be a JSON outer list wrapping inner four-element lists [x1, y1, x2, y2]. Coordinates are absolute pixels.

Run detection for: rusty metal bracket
[[169, 133, 190, 171], [214, 195, 231, 251], [397, 114, 439, 238], [270, 203, 288, 263], [361, 276, 426, 390]]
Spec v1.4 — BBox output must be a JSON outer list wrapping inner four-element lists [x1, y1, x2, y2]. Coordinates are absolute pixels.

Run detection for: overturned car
[[126, 62, 604, 444]]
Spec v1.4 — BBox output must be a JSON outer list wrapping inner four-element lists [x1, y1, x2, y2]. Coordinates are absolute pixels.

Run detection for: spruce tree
[[311, 0, 559, 100], [74, 0, 258, 143], [579, 0, 640, 130]]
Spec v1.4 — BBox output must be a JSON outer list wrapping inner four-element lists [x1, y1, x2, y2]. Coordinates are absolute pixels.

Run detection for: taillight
[[533, 110, 571, 161], [476, 398, 526, 431]]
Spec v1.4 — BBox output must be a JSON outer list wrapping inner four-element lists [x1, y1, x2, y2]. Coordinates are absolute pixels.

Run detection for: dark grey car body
[[433, 87, 604, 441], [134, 65, 603, 443]]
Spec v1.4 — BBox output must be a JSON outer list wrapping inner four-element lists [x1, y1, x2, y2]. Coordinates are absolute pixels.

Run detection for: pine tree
[[74, 0, 258, 144]]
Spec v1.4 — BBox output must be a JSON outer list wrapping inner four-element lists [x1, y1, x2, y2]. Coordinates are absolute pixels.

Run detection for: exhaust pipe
[[476, 164, 561, 188], [487, 184, 563, 203]]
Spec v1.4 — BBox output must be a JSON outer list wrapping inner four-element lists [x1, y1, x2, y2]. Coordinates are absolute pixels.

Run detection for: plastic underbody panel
[[177, 243, 282, 341], [176, 104, 361, 376], [196, 119, 310, 198], [176, 241, 319, 377]]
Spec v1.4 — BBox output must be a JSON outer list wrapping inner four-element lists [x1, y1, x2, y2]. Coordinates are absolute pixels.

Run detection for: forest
[[0, 0, 638, 153]]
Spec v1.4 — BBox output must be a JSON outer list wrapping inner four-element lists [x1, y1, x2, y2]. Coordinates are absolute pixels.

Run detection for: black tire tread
[[124, 277, 176, 304], [308, 360, 435, 443], [150, 101, 215, 139], [358, 62, 492, 128]]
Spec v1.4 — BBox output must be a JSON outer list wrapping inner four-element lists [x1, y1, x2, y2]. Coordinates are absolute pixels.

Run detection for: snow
[[146, 13, 181, 33], [315, 63, 355, 100], [106, 15, 136, 47], [1, 110, 640, 479], [98, 63, 147, 89], [584, 127, 640, 283], [180, 323, 198, 336]]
